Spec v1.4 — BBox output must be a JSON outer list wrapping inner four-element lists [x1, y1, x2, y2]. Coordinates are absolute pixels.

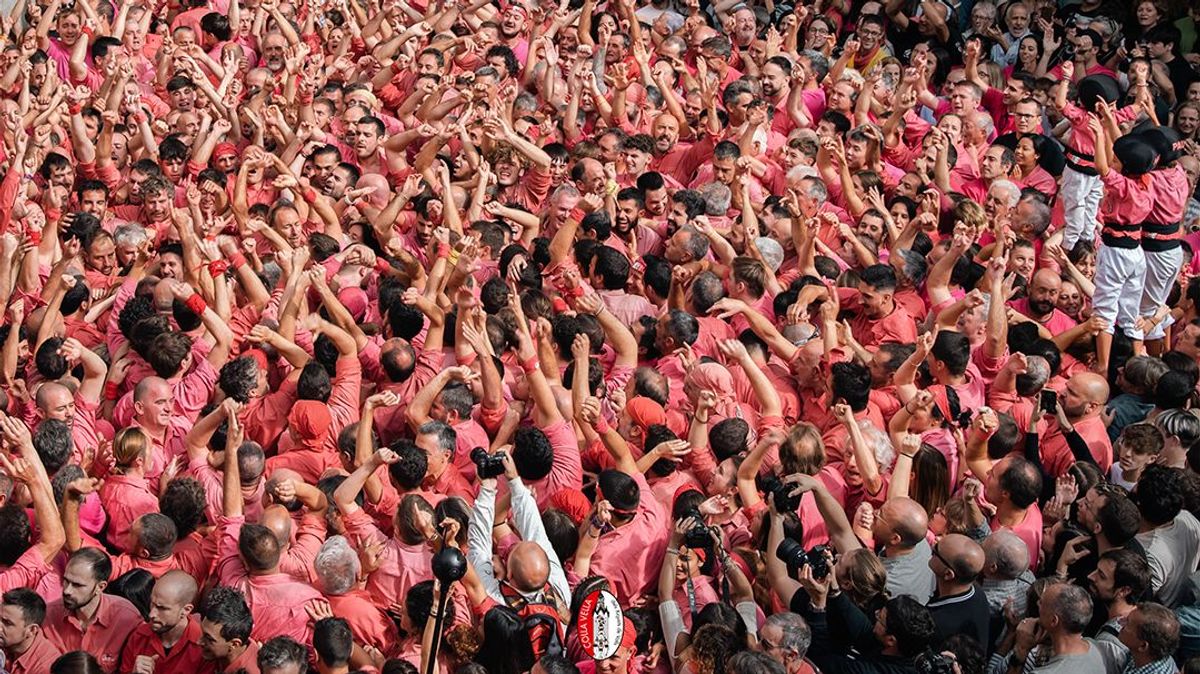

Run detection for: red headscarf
[[625, 397, 666, 431], [288, 401, 332, 451]]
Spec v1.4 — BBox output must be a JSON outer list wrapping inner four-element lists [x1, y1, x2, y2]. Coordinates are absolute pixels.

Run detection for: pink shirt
[[327, 590, 400, 653], [0, 546, 51, 594], [343, 509, 433, 610], [1040, 414, 1113, 477], [589, 470, 669, 605], [6, 632, 62, 674], [1008, 299, 1078, 336], [991, 503, 1043, 570], [526, 420, 585, 510], [599, 289, 658, 326], [43, 594, 142, 673], [1145, 165, 1189, 225], [1100, 171, 1154, 226], [214, 517, 324, 644], [98, 474, 159, 553]]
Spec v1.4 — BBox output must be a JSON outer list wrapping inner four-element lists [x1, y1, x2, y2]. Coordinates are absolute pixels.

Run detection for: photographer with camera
[[657, 512, 757, 669], [466, 445, 571, 617]]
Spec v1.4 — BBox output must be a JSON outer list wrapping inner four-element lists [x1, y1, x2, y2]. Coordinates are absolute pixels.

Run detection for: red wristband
[[67, 102, 83, 115], [208, 260, 230, 277], [302, 188, 318, 204], [457, 351, 478, 366], [568, 208, 587, 223], [437, 244, 451, 259], [374, 258, 391, 274], [229, 253, 247, 269], [184, 293, 207, 315], [520, 356, 539, 374], [103, 382, 120, 401]]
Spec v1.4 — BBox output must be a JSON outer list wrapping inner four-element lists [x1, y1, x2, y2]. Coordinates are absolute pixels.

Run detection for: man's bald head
[[936, 533, 985, 584], [134, 376, 171, 402], [35, 382, 73, 415], [507, 541, 550, 593], [265, 469, 302, 498], [1031, 268, 1061, 293], [982, 530, 1030, 580], [261, 504, 294, 547], [155, 569, 198, 606], [355, 174, 390, 208], [148, 570, 198, 635], [877, 497, 929, 548], [1072, 372, 1110, 405]]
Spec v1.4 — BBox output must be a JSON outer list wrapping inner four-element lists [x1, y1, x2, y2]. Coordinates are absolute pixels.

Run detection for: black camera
[[759, 475, 801, 513], [471, 448, 506, 479], [682, 510, 712, 550], [775, 540, 831, 580]]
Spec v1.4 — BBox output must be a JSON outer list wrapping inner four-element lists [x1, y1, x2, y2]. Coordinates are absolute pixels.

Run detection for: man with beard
[[613, 188, 664, 257], [0, 589, 62, 674], [1008, 269, 1078, 336], [649, 103, 719, 186], [119, 570, 211, 673], [1087, 549, 1150, 667], [760, 56, 795, 136], [497, 4, 531, 63], [1038, 372, 1113, 477], [43, 548, 142, 673]]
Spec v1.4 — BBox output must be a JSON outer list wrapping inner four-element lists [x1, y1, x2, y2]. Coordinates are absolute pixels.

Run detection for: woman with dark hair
[[1008, 34, 1043, 77], [51, 651, 105, 674], [105, 569, 155, 620], [1014, 134, 1058, 198], [474, 606, 536, 674]]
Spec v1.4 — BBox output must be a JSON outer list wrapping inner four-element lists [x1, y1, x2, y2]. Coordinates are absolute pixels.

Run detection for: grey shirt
[[882, 540, 936, 604]]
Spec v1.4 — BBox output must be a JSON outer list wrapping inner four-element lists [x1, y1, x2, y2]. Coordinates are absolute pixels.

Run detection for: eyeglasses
[[932, 542, 953, 569], [1012, 112, 1040, 119]]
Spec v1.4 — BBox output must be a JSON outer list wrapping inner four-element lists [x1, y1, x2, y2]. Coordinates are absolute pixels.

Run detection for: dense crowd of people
[[0, 0, 1199, 672]]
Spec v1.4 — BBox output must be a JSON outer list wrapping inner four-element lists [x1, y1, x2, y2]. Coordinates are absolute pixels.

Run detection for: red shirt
[[119, 615, 215, 674], [99, 474, 160, 553], [1041, 414, 1113, 478], [589, 470, 670, 605], [43, 594, 142, 673], [327, 590, 400, 653], [5, 632, 63, 674], [839, 290, 918, 350]]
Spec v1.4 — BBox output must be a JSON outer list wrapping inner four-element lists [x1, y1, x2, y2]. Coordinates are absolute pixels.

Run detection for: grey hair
[[1018, 195, 1052, 235], [799, 50, 830, 81], [699, 182, 732, 216], [983, 530, 1030, 580], [972, 111, 995, 136], [798, 175, 828, 204], [551, 183, 581, 202], [113, 224, 149, 248], [763, 612, 812, 657], [990, 180, 1021, 208], [858, 422, 896, 473], [314, 535, 360, 596], [893, 249, 928, 285]]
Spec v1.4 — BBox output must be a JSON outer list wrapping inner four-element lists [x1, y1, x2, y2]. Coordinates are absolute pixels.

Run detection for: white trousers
[[1141, 247, 1182, 341], [1060, 167, 1103, 251], [1093, 244, 1147, 341]]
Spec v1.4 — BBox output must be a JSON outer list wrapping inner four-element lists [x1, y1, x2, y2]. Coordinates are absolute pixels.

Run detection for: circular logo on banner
[[576, 589, 624, 660]]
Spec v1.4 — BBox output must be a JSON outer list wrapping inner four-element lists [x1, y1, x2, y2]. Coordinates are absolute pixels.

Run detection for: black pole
[[425, 585, 453, 674]]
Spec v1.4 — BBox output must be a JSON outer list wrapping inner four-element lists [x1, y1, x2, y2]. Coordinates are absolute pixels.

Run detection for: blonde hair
[[112, 427, 151, 471], [780, 422, 826, 476]]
